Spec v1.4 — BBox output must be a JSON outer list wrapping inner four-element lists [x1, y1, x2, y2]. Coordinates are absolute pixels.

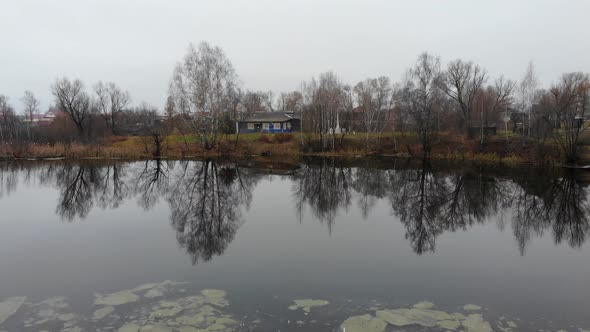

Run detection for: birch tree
[[302, 72, 346, 151], [519, 61, 539, 136], [353, 76, 394, 151], [21, 91, 40, 141], [169, 42, 239, 150], [21, 90, 40, 123]]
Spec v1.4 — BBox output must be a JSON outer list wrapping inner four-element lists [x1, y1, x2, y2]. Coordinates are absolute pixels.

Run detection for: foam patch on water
[[288, 299, 329, 314]]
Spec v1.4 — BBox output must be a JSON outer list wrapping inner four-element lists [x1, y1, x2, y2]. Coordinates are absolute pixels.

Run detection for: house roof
[[241, 112, 296, 123]]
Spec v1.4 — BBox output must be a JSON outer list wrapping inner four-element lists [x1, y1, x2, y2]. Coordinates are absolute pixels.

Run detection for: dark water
[[0, 159, 589, 332]]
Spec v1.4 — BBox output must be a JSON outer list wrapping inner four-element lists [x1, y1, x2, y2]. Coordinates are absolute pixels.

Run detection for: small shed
[[236, 112, 301, 133]]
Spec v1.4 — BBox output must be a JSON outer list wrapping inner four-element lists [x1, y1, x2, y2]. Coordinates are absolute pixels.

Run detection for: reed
[[0, 132, 562, 165]]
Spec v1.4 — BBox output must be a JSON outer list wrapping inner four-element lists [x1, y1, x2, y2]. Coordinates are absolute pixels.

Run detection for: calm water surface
[[0, 159, 589, 331]]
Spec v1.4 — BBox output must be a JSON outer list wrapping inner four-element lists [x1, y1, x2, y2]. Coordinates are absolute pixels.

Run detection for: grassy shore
[[0, 131, 563, 165]]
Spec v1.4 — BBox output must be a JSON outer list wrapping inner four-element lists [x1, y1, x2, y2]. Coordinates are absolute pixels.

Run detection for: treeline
[[1, 41, 589, 162], [0, 85, 162, 143]]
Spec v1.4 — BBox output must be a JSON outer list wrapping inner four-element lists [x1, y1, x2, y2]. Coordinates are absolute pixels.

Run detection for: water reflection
[[55, 164, 109, 220], [167, 161, 257, 264], [512, 169, 590, 254], [134, 159, 169, 210], [389, 162, 512, 254], [0, 160, 261, 264], [132, 160, 263, 263], [2, 159, 590, 259], [293, 159, 353, 232], [388, 161, 447, 254], [293, 159, 590, 255], [0, 163, 20, 199]]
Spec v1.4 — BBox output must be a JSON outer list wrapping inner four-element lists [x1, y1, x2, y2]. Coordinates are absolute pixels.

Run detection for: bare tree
[[540, 72, 590, 164], [474, 76, 516, 144], [169, 42, 239, 150], [263, 90, 275, 112], [519, 61, 539, 136], [302, 72, 346, 151], [94, 81, 130, 134], [240, 91, 269, 115], [0, 95, 20, 144], [21, 90, 40, 141], [372, 77, 395, 145], [277, 91, 303, 113], [21, 90, 40, 123], [339, 85, 354, 146], [354, 76, 394, 151], [135, 103, 169, 157], [280, 91, 303, 113], [0, 95, 10, 144], [51, 78, 91, 138], [440, 59, 487, 131], [491, 76, 516, 115], [398, 52, 443, 158], [353, 80, 375, 148]]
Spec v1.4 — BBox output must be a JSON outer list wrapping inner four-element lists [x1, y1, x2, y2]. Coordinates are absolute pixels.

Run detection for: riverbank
[[0, 132, 564, 165]]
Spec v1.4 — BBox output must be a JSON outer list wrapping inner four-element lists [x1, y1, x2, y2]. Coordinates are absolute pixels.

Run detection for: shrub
[[102, 135, 128, 144], [217, 140, 233, 154], [274, 133, 294, 143], [258, 134, 272, 143], [10, 142, 31, 158]]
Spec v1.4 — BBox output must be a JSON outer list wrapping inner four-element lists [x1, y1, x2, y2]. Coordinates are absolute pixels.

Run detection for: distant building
[[236, 112, 301, 133], [22, 109, 65, 126]]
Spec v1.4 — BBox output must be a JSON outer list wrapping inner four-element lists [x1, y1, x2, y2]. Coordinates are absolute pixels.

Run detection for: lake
[[0, 158, 588, 332]]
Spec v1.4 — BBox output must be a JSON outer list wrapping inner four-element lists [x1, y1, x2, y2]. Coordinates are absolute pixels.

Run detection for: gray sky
[[1, 0, 589, 113]]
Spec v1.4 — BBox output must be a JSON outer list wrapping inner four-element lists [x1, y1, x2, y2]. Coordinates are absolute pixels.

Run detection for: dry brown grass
[[0, 132, 563, 165]]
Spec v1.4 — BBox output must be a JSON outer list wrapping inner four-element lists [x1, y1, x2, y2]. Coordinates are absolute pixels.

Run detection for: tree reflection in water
[[15, 160, 259, 264], [54, 164, 99, 221], [388, 161, 512, 254], [134, 159, 171, 210], [512, 169, 590, 254], [50, 163, 130, 221], [294, 159, 590, 255], [167, 161, 257, 264], [293, 159, 353, 233], [352, 163, 390, 218], [1, 159, 589, 260], [388, 160, 447, 254], [0, 162, 20, 199]]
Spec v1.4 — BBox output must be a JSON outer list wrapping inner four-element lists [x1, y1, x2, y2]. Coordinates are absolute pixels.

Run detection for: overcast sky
[[1, 0, 589, 112]]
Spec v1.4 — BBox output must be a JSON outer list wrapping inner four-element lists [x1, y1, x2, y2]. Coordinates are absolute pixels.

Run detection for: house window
[[262, 123, 270, 130], [247, 123, 254, 130], [273, 122, 281, 129]]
